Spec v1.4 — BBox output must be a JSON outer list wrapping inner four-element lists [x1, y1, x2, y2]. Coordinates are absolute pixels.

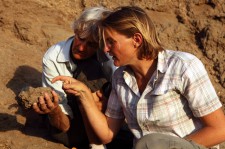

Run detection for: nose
[[78, 42, 86, 51], [103, 44, 110, 53]]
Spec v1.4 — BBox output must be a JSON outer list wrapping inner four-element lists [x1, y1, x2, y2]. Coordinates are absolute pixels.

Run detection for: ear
[[133, 33, 143, 48]]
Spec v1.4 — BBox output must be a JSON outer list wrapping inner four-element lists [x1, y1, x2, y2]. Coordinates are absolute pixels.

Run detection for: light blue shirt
[[42, 36, 117, 117]]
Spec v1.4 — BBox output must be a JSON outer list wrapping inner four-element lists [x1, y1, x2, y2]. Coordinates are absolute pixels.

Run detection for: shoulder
[[113, 66, 126, 78], [43, 41, 67, 60], [111, 66, 127, 85], [165, 50, 199, 62], [43, 36, 74, 61], [163, 50, 204, 71]]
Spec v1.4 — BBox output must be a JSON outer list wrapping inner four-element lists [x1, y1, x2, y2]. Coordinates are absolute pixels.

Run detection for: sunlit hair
[[101, 6, 164, 60], [72, 7, 111, 43]]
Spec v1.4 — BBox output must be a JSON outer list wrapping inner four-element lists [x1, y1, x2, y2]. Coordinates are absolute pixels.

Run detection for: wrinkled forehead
[[79, 33, 96, 41], [75, 27, 99, 43]]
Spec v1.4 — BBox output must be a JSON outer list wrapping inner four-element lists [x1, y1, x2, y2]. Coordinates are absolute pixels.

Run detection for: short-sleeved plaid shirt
[[105, 50, 222, 142]]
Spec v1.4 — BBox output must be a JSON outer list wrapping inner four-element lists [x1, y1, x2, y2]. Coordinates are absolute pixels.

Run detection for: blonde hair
[[101, 6, 164, 59], [72, 7, 111, 43]]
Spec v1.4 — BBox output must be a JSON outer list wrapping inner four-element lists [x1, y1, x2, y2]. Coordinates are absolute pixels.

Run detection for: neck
[[131, 59, 156, 79], [129, 58, 157, 94]]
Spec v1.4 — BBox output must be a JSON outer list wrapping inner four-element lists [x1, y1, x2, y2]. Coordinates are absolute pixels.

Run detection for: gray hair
[[72, 7, 111, 43]]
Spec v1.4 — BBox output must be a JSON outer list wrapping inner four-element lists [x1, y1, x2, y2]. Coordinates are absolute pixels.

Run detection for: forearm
[[186, 126, 225, 147], [48, 105, 70, 132], [51, 76, 116, 143], [79, 106, 102, 144], [79, 96, 113, 144], [186, 108, 225, 147]]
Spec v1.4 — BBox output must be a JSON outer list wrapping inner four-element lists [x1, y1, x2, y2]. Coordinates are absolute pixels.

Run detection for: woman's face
[[103, 28, 138, 67]]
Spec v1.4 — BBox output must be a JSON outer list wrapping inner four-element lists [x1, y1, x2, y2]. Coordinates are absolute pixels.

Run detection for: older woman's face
[[71, 35, 99, 60]]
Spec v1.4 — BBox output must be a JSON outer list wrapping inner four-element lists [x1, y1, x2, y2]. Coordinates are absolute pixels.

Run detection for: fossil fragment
[[18, 86, 57, 109]]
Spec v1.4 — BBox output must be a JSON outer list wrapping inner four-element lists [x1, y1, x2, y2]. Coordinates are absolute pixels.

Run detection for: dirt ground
[[0, 0, 224, 148]]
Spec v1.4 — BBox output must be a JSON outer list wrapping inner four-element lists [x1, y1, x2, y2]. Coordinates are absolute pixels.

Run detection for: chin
[[74, 55, 86, 60], [113, 62, 121, 67]]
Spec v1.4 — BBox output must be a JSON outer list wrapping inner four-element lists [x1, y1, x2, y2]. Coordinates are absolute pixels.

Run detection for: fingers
[[52, 75, 91, 98], [45, 93, 55, 110], [38, 95, 49, 112], [52, 76, 76, 84], [33, 92, 59, 114], [33, 95, 48, 114], [62, 82, 85, 94], [52, 90, 59, 103], [51, 76, 67, 83], [64, 88, 82, 96], [52, 75, 88, 93], [33, 103, 45, 114], [96, 90, 104, 99]]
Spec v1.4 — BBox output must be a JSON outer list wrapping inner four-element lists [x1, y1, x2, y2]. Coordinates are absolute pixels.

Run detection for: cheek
[[72, 40, 79, 51], [73, 38, 79, 46], [87, 48, 97, 56]]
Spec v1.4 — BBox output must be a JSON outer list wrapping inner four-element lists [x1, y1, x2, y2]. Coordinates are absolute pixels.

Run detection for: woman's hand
[[52, 76, 93, 102]]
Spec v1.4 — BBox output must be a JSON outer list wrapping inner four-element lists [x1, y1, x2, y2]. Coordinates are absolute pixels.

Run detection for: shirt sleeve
[[181, 57, 222, 117], [42, 55, 73, 118]]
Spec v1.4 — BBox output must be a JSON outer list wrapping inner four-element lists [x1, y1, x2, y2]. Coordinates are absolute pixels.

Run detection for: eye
[[106, 39, 116, 47], [77, 35, 85, 42], [87, 41, 98, 49]]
